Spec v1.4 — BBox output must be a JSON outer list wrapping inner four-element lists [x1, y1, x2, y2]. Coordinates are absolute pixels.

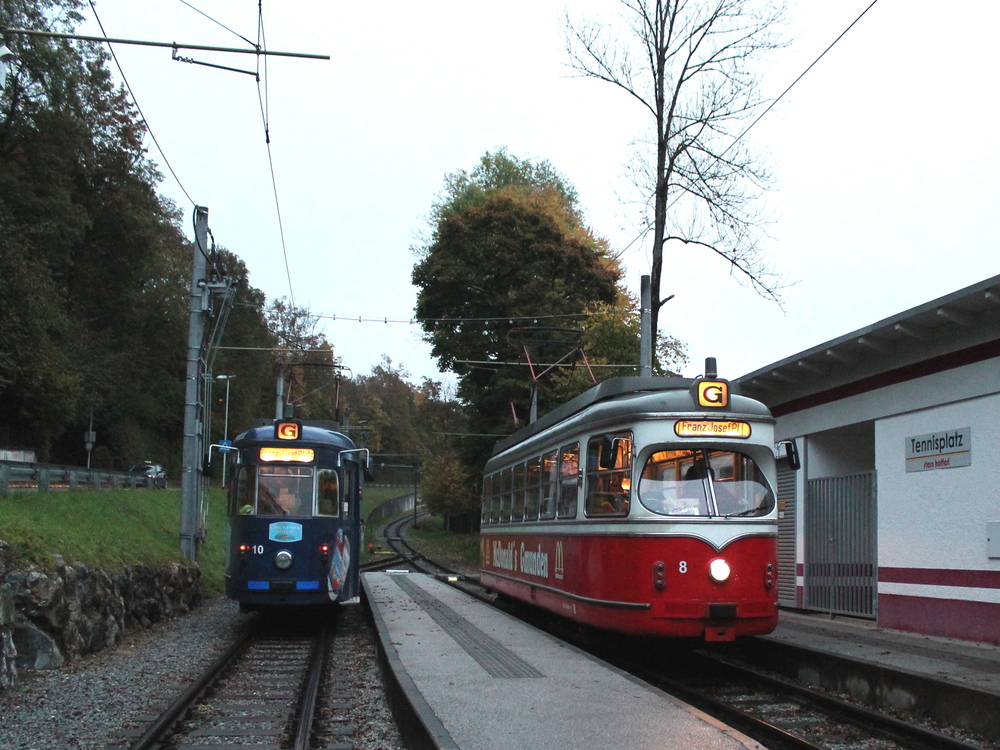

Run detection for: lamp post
[[216, 375, 235, 485]]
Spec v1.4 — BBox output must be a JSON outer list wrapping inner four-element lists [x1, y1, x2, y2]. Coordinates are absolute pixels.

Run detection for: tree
[[420, 449, 472, 521], [265, 298, 340, 421], [413, 150, 621, 472], [565, 0, 787, 346], [550, 289, 689, 399], [0, 0, 196, 464], [339, 356, 421, 455], [210, 251, 279, 441]]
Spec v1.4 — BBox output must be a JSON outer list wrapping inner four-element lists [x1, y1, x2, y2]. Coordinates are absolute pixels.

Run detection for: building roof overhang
[[734, 274, 1000, 415]]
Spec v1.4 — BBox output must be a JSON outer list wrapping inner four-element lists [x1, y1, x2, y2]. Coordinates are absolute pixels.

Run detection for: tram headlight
[[709, 558, 731, 583], [274, 550, 293, 570]]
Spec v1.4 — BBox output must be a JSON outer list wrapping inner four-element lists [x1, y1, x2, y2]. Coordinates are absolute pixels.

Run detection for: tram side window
[[556, 443, 579, 519], [318, 469, 340, 517], [500, 467, 513, 523], [481, 474, 493, 524], [524, 457, 541, 521], [488, 473, 501, 523], [512, 463, 526, 522], [539, 451, 557, 520], [234, 465, 256, 514], [585, 432, 633, 517]]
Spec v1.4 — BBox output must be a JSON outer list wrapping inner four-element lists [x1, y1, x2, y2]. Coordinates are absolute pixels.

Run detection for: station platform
[[362, 571, 763, 750], [730, 609, 1000, 741]]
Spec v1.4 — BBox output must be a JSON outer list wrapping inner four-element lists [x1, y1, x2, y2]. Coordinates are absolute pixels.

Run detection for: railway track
[[383, 515, 994, 749], [111, 610, 352, 750], [603, 644, 992, 750]]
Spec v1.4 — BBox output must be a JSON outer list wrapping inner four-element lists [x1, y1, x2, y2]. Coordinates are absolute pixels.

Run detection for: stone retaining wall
[[0, 540, 201, 690]]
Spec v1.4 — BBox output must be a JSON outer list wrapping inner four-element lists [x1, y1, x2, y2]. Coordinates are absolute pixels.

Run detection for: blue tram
[[225, 419, 367, 609]]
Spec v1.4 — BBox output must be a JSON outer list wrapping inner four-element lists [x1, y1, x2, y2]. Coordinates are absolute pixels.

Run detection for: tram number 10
[[250, 545, 264, 555]]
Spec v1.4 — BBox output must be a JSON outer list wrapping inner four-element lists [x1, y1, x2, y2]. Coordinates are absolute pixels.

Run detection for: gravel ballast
[[0, 597, 404, 749]]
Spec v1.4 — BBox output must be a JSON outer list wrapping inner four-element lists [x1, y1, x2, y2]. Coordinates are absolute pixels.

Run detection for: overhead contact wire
[[87, 1, 196, 207]]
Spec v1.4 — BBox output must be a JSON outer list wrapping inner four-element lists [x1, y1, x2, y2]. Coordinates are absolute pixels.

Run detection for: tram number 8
[[679, 561, 687, 573]]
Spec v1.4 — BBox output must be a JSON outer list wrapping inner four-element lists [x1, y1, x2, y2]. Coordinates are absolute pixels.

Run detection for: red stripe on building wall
[[879, 567, 1000, 589], [771, 338, 1000, 417], [879, 594, 1000, 644]]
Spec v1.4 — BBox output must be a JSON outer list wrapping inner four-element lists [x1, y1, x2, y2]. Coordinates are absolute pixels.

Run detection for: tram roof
[[235, 420, 355, 449], [491, 376, 770, 456]]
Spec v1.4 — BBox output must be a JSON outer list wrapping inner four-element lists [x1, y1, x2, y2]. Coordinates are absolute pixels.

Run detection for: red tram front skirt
[[479, 531, 778, 640]]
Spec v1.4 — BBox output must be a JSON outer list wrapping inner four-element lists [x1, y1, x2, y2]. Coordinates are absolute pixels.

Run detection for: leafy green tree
[[209, 252, 279, 442], [265, 298, 340, 422], [420, 449, 472, 519], [413, 150, 621, 472], [0, 0, 194, 465], [339, 356, 420, 456]]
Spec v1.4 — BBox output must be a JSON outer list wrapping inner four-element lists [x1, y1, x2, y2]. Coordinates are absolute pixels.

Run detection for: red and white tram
[[479, 366, 797, 641]]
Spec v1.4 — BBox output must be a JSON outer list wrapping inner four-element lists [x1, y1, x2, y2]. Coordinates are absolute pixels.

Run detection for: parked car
[[130, 462, 167, 489]]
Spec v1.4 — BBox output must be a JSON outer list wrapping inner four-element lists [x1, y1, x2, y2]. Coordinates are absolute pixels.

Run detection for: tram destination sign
[[905, 427, 971, 473], [675, 420, 751, 439]]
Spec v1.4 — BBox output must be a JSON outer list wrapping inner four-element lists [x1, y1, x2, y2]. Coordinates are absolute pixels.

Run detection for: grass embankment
[[0, 487, 228, 595], [405, 515, 481, 573], [0, 485, 481, 599]]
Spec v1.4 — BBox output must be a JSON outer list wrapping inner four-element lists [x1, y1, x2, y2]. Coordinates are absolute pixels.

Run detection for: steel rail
[[293, 625, 329, 750], [128, 630, 254, 750], [703, 653, 988, 750]]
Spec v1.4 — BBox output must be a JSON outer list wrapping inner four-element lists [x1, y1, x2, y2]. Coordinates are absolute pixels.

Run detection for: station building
[[734, 274, 1000, 644]]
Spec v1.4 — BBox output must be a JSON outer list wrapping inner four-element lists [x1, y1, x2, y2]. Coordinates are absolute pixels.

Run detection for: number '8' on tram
[[479, 364, 798, 641], [226, 419, 368, 610]]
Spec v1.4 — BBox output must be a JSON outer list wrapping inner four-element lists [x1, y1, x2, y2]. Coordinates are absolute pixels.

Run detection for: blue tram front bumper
[[226, 577, 337, 606]]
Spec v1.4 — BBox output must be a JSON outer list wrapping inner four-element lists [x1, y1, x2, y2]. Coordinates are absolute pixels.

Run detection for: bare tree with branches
[[565, 0, 787, 348]]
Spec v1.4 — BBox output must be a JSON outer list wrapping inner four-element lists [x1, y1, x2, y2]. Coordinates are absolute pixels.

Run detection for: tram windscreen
[[637, 449, 774, 518], [234, 464, 315, 516]]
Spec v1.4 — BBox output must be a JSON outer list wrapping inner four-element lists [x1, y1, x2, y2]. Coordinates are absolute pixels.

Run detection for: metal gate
[[804, 471, 877, 618]]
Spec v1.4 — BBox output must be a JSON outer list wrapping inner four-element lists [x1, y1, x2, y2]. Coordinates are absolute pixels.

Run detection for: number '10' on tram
[[479, 363, 799, 641], [225, 419, 369, 610]]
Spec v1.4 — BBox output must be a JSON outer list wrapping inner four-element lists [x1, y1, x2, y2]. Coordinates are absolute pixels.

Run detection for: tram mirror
[[778, 439, 801, 471]]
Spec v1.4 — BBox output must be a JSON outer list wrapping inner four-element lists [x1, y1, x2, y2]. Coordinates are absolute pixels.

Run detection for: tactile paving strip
[[390, 576, 544, 679]]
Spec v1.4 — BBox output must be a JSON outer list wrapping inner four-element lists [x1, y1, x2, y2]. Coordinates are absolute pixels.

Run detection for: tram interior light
[[709, 558, 731, 583]]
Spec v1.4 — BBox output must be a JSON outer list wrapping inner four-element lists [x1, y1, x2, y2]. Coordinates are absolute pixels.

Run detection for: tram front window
[[638, 449, 774, 518], [235, 465, 315, 516]]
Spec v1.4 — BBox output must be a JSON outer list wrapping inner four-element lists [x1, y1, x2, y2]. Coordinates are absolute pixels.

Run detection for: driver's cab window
[[256, 465, 314, 516]]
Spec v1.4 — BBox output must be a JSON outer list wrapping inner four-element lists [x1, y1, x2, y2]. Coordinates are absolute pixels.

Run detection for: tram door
[[341, 459, 363, 598]]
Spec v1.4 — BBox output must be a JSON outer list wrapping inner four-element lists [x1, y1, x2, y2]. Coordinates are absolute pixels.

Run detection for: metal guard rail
[[0, 460, 159, 493]]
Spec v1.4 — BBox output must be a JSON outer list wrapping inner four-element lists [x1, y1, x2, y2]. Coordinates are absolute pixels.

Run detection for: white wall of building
[[876, 391, 1000, 573]]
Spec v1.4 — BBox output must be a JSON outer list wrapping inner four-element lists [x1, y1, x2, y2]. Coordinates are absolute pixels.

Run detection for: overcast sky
[[73, 0, 1000, 386]]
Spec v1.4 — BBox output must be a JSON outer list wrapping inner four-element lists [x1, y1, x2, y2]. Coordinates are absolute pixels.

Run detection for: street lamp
[[216, 375, 235, 485]]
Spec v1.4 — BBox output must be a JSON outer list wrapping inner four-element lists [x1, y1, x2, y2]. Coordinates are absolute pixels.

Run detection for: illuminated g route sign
[[905, 427, 971, 473]]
